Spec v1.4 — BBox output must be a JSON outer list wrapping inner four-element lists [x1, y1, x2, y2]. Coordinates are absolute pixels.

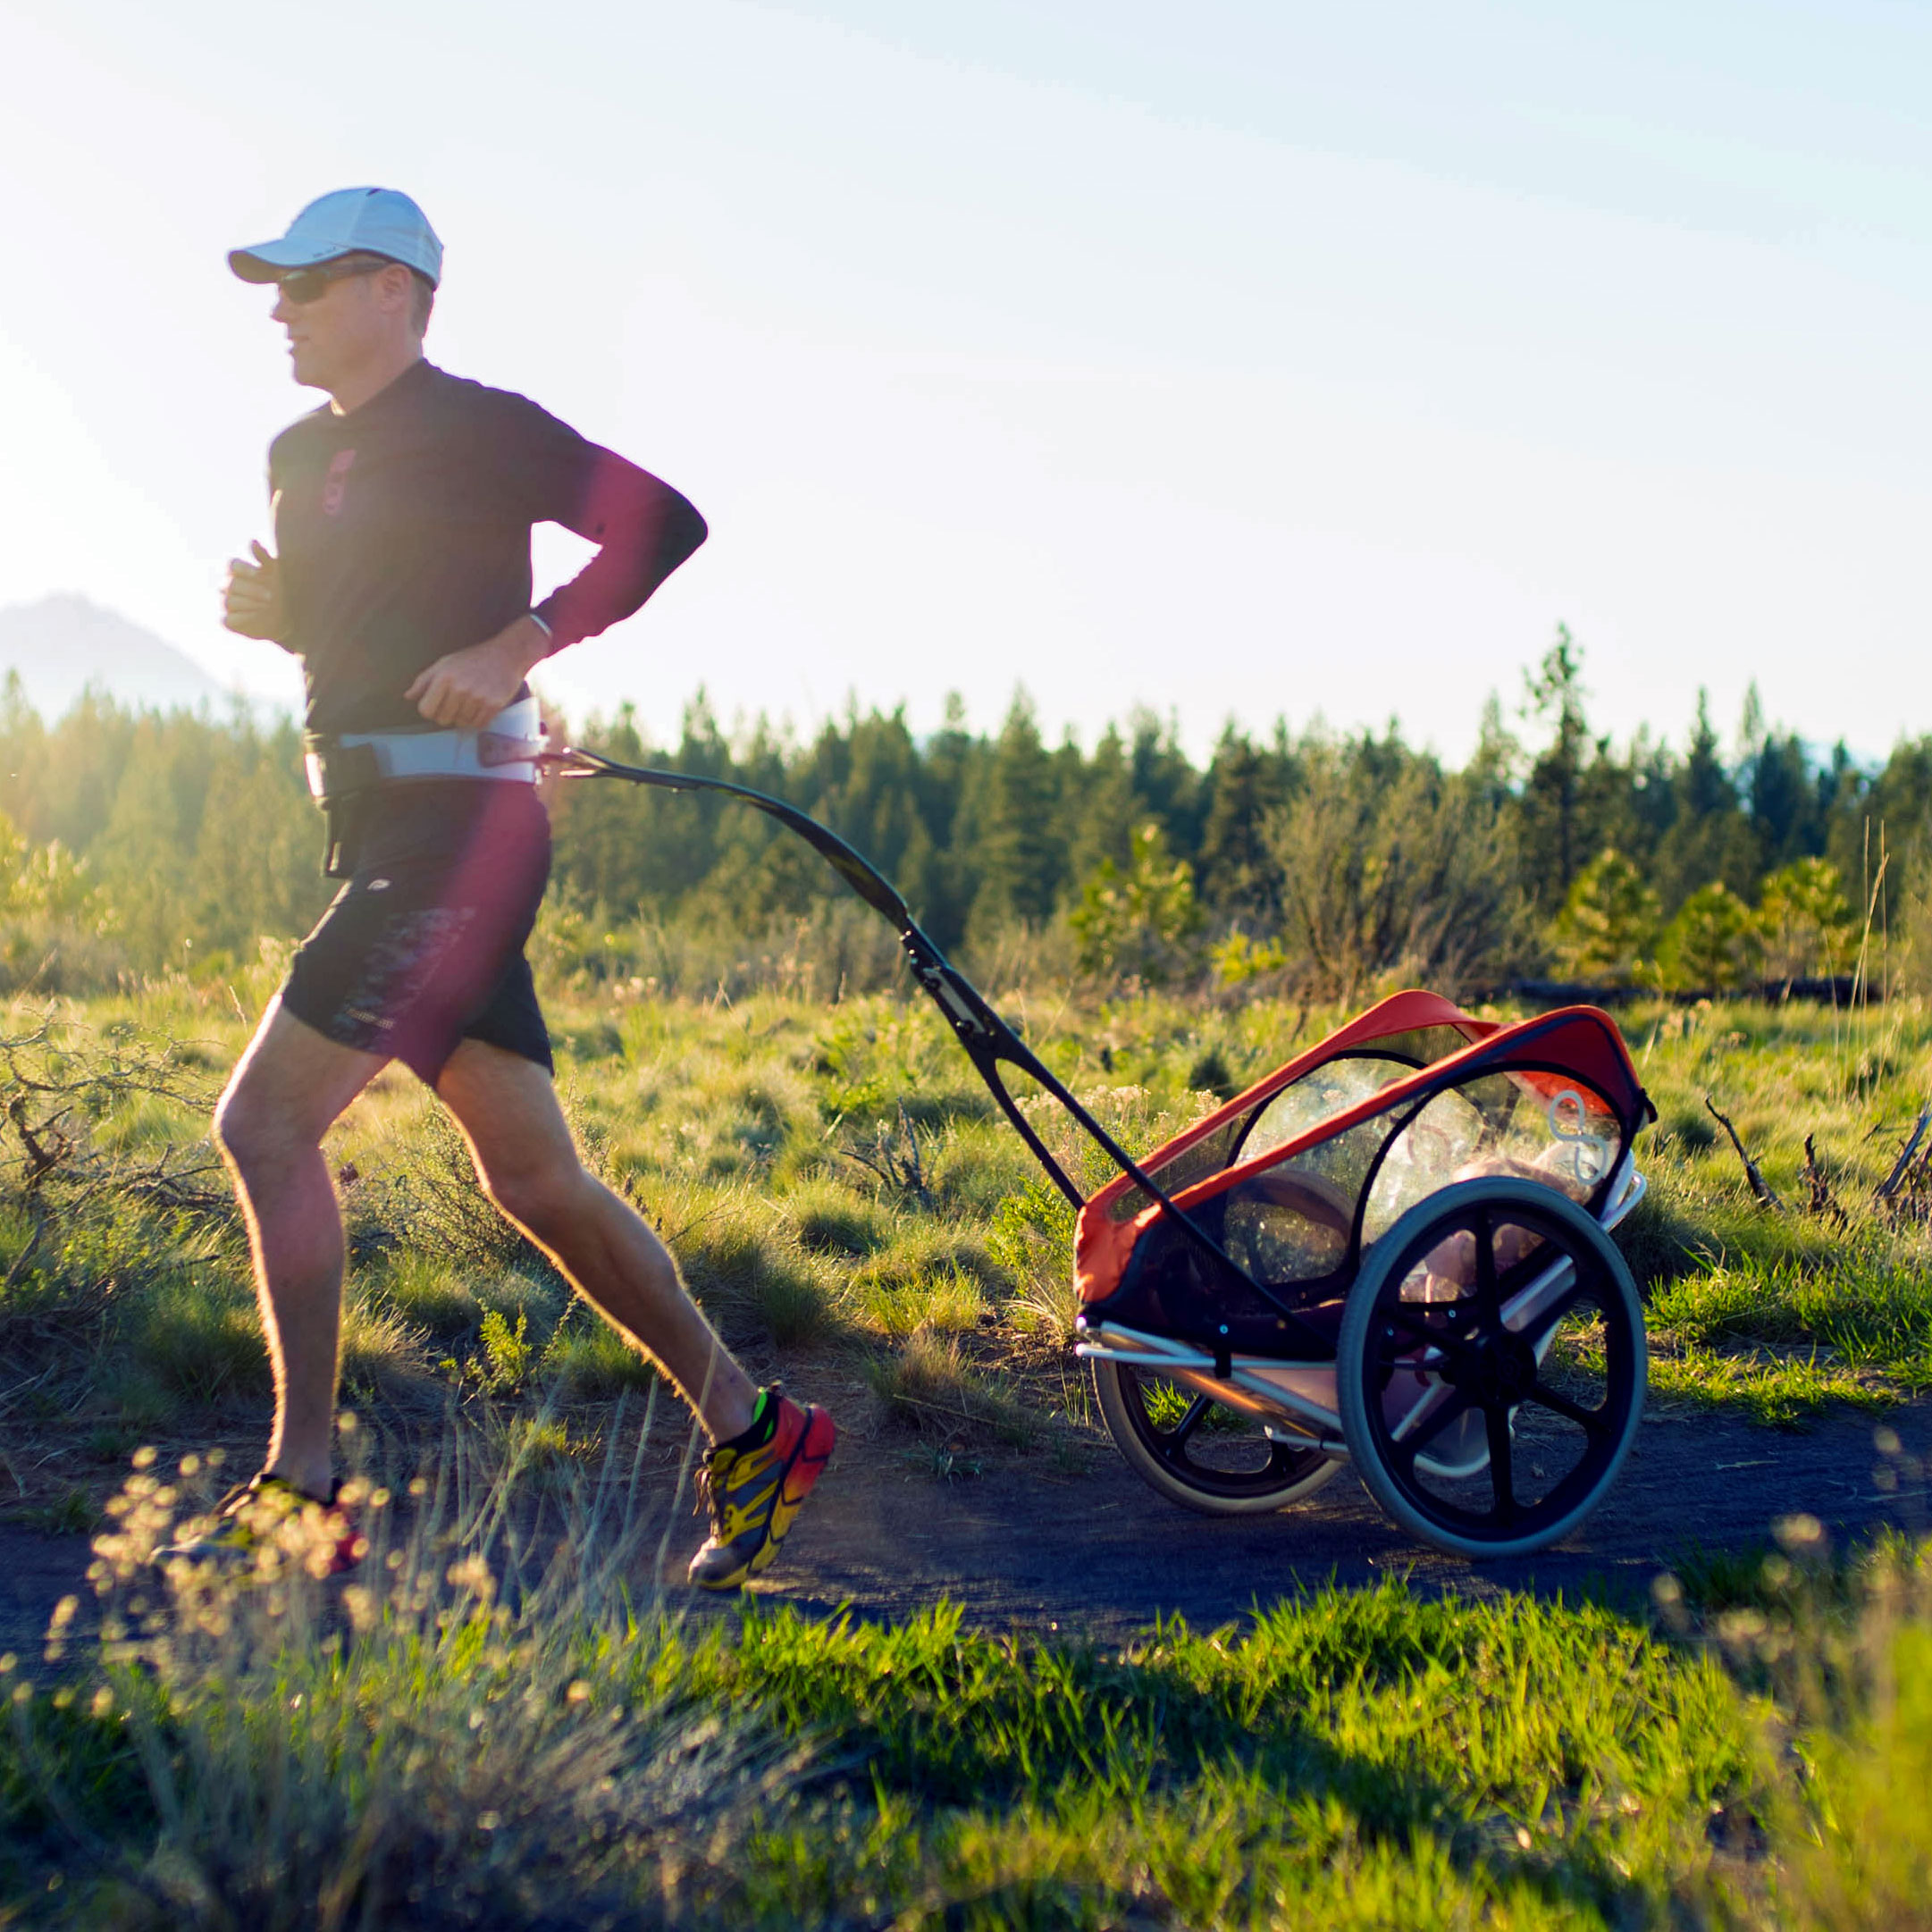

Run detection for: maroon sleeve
[[500, 396, 708, 651]]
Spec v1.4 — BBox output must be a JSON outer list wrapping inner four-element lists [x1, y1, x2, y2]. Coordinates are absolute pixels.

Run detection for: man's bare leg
[[435, 1038, 758, 1442], [213, 998, 388, 1499]]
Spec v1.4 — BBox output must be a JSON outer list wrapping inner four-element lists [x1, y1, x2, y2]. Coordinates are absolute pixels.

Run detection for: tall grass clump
[[7, 1415, 1932, 1925], [4, 1413, 793, 1928], [1659, 1505, 1932, 1928], [1771, 1570, 1932, 1927]]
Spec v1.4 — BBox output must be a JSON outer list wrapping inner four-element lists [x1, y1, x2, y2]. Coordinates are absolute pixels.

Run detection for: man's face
[[271, 260, 407, 391]]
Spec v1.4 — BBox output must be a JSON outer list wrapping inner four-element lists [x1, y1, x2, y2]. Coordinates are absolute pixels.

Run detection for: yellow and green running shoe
[[154, 1474, 367, 1577], [688, 1389, 836, 1591]]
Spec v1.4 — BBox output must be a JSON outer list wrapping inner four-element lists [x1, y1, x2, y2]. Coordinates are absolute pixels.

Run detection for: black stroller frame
[[553, 747, 1654, 1559]]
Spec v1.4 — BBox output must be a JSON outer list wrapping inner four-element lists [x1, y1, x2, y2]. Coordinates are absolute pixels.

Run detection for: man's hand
[[223, 540, 287, 643], [404, 616, 551, 729]]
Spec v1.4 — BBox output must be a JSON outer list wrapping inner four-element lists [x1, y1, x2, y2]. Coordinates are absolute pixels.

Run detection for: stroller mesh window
[[1363, 1069, 1625, 1246], [1221, 1180, 1351, 1283], [1103, 1043, 1456, 1226], [1220, 1112, 1392, 1289], [1234, 1054, 1417, 1164]]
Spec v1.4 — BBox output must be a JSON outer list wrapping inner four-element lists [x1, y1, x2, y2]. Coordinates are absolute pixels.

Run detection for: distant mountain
[[0, 595, 238, 719]]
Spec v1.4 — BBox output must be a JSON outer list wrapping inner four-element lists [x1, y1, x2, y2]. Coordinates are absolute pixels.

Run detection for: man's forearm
[[497, 613, 553, 680], [534, 455, 708, 651]]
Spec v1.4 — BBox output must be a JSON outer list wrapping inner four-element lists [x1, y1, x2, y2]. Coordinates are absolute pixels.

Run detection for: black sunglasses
[[275, 254, 399, 306]]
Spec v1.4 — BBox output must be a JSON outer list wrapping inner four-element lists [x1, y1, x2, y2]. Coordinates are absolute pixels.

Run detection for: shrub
[[1758, 856, 1855, 982], [474, 1307, 534, 1391], [1264, 739, 1527, 999], [1210, 929, 1289, 986], [1547, 847, 1660, 981], [1068, 821, 1205, 984], [1659, 882, 1762, 991]]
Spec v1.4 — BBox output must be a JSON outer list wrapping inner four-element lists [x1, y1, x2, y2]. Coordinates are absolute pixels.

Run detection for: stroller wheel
[[1337, 1177, 1645, 1559], [1092, 1359, 1341, 1515]]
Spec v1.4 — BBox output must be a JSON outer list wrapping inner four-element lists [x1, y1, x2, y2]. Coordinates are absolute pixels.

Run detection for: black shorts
[[281, 780, 553, 1083]]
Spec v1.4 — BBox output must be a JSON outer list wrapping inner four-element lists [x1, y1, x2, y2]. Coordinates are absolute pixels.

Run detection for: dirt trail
[[2, 1402, 1925, 1658], [752, 1400, 1929, 1635]]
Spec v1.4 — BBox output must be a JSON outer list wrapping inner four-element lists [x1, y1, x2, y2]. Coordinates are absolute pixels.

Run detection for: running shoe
[[154, 1474, 367, 1576], [688, 1389, 836, 1591]]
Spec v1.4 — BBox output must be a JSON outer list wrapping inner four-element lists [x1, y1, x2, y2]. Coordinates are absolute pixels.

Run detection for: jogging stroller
[[554, 749, 1652, 1559]]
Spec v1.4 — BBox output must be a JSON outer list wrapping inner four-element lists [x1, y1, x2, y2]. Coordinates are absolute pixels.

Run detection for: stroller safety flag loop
[[550, 745, 1656, 1560]]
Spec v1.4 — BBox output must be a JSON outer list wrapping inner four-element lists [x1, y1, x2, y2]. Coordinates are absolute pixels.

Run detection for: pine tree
[[1196, 724, 1297, 922], [969, 693, 1065, 929], [1518, 626, 1592, 909], [1655, 690, 1754, 909], [1547, 851, 1659, 982]]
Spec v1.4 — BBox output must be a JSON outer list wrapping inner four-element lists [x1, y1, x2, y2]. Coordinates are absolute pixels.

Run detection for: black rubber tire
[[1336, 1177, 1645, 1559], [1093, 1357, 1342, 1516]]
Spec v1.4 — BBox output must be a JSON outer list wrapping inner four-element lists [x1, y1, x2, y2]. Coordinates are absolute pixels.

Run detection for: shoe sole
[[152, 1521, 366, 1576], [693, 1405, 836, 1592]]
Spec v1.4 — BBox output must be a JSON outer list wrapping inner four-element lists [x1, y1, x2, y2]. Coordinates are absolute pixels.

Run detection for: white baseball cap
[[229, 187, 442, 288]]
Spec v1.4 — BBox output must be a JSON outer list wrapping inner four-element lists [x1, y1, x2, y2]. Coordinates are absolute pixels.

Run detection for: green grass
[[703, 1588, 1754, 1928], [13, 911, 1932, 1923], [8, 981, 1932, 1523], [3, 1438, 1928, 1927], [1617, 994, 1932, 1418], [1646, 1257, 1932, 1423]]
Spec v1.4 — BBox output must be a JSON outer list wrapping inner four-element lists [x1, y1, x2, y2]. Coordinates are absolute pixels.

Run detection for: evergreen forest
[[4, 630, 1928, 1002]]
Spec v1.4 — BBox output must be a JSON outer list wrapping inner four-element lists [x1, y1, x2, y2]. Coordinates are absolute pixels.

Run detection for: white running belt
[[306, 696, 544, 798]]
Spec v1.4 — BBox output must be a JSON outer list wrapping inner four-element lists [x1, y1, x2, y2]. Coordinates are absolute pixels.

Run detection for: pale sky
[[2, 0, 1928, 762]]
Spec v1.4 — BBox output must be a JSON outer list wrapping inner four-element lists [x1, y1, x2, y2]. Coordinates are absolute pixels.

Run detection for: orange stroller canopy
[[1075, 991, 1648, 1317]]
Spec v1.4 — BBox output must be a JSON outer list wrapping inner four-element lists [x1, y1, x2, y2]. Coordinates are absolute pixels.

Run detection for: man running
[[187, 186, 832, 1590]]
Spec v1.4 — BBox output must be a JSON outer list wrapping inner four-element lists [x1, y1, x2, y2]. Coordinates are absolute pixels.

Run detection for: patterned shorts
[[281, 780, 552, 1083]]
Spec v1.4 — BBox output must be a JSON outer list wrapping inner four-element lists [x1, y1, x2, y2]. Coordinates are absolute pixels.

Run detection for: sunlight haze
[[1, 0, 1927, 760]]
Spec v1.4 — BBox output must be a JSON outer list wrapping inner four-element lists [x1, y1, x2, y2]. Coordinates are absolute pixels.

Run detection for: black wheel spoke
[[1516, 1278, 1592, 1348], [1397, 1387, 1477, 1456], [1375, 1300, 1456, 1348], [1471, 1206, 1499, 1324], [1373, 1306, 1479, 1397], [1525, 1379, 1609, 1435], [1484, 1400, 1516, 1524], [1165, 1391, 1213, 1447]]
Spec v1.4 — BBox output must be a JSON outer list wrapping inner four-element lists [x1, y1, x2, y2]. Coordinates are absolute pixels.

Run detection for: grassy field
[[0, 1426, 1927, 1927], [4, 970, 1932, 1923], [6, 967, 1932, 1492]]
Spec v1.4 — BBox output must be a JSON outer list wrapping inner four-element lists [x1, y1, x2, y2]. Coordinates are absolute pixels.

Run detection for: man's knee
[[211, 1079, 259, 1166], [214, 1007, 376, 1177], [213, 1077, 315, 1175]]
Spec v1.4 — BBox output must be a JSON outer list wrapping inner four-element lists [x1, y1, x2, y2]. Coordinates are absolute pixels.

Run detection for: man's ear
[[376, 263, 414, 317]]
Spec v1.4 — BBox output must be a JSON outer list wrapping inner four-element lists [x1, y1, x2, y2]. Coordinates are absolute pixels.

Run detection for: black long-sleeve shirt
[[267, 358, 706, 734]]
